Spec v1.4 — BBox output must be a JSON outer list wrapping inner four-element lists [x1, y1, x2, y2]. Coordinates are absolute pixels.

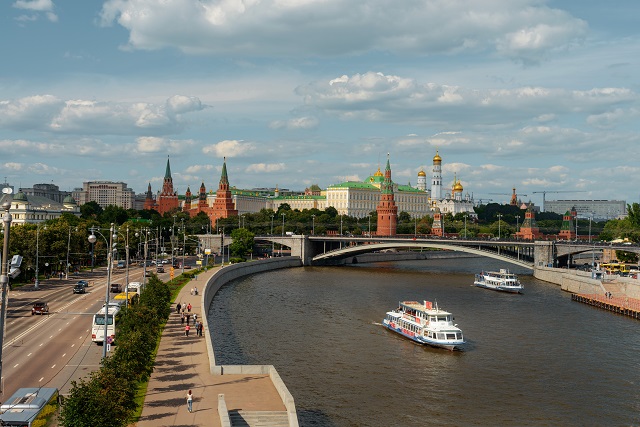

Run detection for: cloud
[[99, 0, 586, 63], [202, 140, 256, 157], [0, 95, 204, 136], [269, 116, 319, 130], [245, 163, 286, 173], [184, 164, 214, 174], [295, 72, 639, 129], [135, 136, 196, 153], [13, 0, 58, 22]]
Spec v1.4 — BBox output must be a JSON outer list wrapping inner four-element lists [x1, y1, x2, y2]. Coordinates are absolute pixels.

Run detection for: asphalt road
[[0, 265, 153, 399]]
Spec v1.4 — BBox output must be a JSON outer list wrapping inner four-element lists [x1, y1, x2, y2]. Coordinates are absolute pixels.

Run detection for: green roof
[[328, 181, 378, 190]]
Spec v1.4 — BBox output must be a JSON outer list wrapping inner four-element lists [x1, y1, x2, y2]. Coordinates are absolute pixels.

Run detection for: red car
[[31, 302, 49, 315]]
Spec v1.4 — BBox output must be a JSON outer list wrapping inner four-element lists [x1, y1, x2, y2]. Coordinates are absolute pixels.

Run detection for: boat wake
[[371, 321, 383, 326]]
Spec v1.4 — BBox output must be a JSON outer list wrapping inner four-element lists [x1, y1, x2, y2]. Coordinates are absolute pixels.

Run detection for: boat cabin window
[[446, 333, 457, 340]]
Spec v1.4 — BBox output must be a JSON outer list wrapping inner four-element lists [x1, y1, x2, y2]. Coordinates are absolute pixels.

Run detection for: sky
[[1, 0, 639, 207]]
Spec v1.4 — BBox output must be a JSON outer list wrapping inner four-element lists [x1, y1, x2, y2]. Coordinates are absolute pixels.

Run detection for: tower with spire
[[156, 156, 180, 214], [209, 157, 238, 223], [431, 150, 442, 200], [376, 154, 398, 236]]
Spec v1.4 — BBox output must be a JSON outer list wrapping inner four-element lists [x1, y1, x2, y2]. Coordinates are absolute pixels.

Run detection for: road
[[0, 265, 154, 399]]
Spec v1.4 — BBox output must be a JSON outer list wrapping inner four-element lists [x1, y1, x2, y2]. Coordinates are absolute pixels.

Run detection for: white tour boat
[[474, 269, 523, 293], [383, 300, 465, 351]]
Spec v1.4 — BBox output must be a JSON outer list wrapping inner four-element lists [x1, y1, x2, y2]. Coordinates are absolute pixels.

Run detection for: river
[[208, 257, 640, 426]]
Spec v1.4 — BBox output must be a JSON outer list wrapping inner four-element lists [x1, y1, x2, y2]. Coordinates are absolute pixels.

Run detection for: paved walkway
[[135, 266, 286, 427]]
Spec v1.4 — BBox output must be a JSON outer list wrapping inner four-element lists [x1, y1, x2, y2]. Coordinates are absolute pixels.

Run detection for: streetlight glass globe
[[88, 234, 97, 244]]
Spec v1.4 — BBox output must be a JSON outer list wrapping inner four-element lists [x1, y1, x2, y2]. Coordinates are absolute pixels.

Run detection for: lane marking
[[27, 353, 32, 357], [62, 353, 66, 358], [51, 364, 56, 369], [39, 377, 44, 382], [13, 364, 19, 368]]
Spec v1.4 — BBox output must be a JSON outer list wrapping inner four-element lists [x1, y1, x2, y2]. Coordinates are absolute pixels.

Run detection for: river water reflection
[[208, 257, 640, 426]]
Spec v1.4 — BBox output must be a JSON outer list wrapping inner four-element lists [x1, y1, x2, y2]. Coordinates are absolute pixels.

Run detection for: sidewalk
[[135, 266, 286, 427]]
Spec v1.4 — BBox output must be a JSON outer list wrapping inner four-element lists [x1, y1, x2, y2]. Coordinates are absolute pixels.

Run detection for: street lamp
[[312, 214, 316, 235], [35, 223, 46, 289], [89, 224, 116, 359], [281, 213, 285, 236], [0, 197, 14, 387], [271, 214, 275, 256], [368, 215, 371, 237], [497, 213, 503, 239], [464, 214, 468, 239], [181, 219, 186, 274], [172, 215, 177, 267]]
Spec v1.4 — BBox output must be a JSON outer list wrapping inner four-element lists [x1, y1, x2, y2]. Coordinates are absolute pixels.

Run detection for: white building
[[0, 190, 80, 225], [73, 181, 136, 209], [545, 200, 627, 220]]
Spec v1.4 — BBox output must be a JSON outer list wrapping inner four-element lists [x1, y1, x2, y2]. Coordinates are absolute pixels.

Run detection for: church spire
[[165, 155, 172, 179], [220, 157, 229, 186]]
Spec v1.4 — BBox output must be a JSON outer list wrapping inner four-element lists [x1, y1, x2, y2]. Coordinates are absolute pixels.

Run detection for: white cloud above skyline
[[0, 0, 639, 206]]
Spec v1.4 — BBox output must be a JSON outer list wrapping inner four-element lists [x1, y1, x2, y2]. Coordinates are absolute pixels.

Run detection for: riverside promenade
[[135, 265, 287, 427]]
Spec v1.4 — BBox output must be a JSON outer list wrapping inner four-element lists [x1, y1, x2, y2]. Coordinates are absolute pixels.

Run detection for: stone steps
[[229, 410, 290, 427]]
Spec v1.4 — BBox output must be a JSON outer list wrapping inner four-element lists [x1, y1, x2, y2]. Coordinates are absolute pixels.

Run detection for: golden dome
[[433, 150, 442, 163], [453, 179, 463, 192], [418, 169, 426, 177], [374, 166, 383, 177]]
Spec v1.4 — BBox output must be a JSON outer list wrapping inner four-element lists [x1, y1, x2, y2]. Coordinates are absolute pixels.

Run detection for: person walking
[[176, 302, 182, 313], [186, 390, 193, 412], [186, 314, 191, 325], [185, 324, 190, 337], [181, 312, 185, 325], [187, 303, 192, 312], [193, 313, 198, 323]]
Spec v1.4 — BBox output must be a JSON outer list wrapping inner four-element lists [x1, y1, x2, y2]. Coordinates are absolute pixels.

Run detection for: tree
[[230, 228, 255, 259], [80, 201, 103, 219]]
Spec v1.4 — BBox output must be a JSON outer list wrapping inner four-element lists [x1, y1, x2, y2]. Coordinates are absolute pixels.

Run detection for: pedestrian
[[186, 314, 191, 325], [181, 312, 185, 325], [176, 302, 182, 313], [185, 324, 190, 337], [193, 313, 197, 323], [186, 390, 193, 412], [198, 321, 204, 336], [187, 303, 192, 312], [194, 286, 198, 295], [190, 287, 194, 295]]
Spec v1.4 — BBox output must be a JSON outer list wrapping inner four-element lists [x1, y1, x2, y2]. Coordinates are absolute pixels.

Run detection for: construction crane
[[488, 188, 527, 205], [475, 198, 493, 206], [531, 190, 587, 212]]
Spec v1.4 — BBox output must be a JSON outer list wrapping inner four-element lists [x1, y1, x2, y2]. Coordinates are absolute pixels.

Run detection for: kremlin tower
[[143, 156, 180, 215], [376, 155, 398, 236], [431, 150, 442, 200], [209, 157, 238, 223], [417, 169, 427, 191], [515, 205, 541, 240]]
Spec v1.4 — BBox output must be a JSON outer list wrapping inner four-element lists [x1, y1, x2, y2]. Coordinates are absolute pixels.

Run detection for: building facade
[[73, 181, 135, 209], [545, 200, 626, 220]]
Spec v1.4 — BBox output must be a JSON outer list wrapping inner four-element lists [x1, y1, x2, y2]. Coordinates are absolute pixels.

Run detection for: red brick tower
[[431, 208, 443, 237], [156, 156, 180, 214], [183, 186, 192, 212], [143, 182, 156, 211], [558, 209, 577, 240], [376, 155, 398, 236], [198, 182, 208, 210], [209, 157, 238, 223], [515, 204, 541, 240]]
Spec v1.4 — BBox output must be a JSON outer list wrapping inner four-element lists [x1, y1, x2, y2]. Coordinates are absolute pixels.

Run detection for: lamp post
[[35, 223, 46, 289], [136, 228, 150, 289], [181, 219, 186, 274], [414, 217, 417, 238], [497, 214, 503, 239], [89, 223, 116, 359], [464, 214, 468, 239], [0, 197, 14, 389], [172, 215, 177, 267], [368, 215, 371, 237], [281, 213, 285, 236], [312, 214, 316, 235], [65, 227, 72, 279]]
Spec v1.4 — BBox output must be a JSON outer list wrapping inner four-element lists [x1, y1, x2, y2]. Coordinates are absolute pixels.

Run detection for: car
[[77, 280, 89, 287], [156, 266, 165, 273], [73, 283, 86, 294], [110, 283, 122, 293], [31, 302, 49, 315], [145, 270, 152, 277]]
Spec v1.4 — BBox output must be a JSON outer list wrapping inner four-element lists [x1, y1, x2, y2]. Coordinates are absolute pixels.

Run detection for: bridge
[[201, 233, 640, 270]]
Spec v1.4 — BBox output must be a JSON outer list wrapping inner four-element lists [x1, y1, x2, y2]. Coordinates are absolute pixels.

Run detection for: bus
[[91, 305, 120, 345], [0, 387, 58, 427], [599, 262, 633, 276]]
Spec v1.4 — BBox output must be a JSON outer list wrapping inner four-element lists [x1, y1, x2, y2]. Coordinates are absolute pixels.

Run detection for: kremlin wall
[[144, 151, 477, 237]]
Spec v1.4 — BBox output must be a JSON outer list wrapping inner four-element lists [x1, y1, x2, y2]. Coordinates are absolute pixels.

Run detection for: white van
[[126, 282, 142, 296]]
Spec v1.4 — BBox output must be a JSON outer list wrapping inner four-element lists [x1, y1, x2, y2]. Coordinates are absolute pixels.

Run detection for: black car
[[77, 280, 89, 287], [110, 283, 122, 293], [73, 283, 86, 294]]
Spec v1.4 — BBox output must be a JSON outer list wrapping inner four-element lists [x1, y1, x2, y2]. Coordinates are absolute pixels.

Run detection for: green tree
[[80, 201, 103, 220], [230, 228, 255, 259]]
